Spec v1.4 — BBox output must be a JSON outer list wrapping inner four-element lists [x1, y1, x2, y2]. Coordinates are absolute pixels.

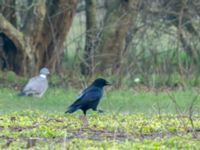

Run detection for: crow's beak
[[106, 81, 111, 86]]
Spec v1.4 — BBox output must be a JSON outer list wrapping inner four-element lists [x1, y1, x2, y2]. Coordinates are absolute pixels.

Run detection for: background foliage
[[0, 0, 200, 87]]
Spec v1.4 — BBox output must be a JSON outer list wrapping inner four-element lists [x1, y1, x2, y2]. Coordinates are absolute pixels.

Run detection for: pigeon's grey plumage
[[19, 67, 50, 97], [65, 78, 111, 116]]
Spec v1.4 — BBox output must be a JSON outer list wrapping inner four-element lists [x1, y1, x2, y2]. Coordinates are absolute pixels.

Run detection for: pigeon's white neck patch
[[40, 74, 46, 78]]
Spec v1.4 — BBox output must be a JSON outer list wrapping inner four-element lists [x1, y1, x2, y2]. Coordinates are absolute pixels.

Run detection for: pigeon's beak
[[47, 70, 50, 74]]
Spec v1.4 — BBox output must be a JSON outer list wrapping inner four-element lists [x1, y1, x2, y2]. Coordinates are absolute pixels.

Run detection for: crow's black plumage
[[65, 78, 110, 116]]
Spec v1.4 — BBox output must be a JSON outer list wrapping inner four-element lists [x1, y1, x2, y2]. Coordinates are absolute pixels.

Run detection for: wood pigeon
[[19, 67, 50, 97]]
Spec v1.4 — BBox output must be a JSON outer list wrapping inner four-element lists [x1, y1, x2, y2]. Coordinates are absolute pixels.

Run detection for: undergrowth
[[0, 111, 200, 149]]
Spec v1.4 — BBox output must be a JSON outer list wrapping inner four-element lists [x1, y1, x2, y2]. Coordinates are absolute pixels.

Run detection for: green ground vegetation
[[0, 88, 200, 149], [0, 88, 200, 114], [0, 110, 199, 149]]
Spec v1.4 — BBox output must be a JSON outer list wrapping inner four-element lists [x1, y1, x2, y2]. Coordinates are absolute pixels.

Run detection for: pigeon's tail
[[65, 106, 78, 114]]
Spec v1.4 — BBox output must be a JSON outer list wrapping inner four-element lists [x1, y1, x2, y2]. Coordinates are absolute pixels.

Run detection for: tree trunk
[[0, 0, 77, 76], [81, 0, 97, 76], [94, 0, 139, 74]]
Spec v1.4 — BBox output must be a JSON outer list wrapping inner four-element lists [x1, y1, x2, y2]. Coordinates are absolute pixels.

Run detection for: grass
[[0, 87, 200, 149], [0, 87, 200, 114]]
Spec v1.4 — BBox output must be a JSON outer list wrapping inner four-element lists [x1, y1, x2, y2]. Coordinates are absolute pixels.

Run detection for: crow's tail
[[65, 106, 78, 114]]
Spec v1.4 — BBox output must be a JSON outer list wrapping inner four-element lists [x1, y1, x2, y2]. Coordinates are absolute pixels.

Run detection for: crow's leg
[[93, 108, 104, 113], [80, 110, 88, 127], [97, 109, 104, 113]]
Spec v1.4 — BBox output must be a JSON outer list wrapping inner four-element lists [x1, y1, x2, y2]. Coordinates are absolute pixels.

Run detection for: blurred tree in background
[[80, 0, 97, 76], [0, 0, 77, 75], [1, 0, 200, 87]]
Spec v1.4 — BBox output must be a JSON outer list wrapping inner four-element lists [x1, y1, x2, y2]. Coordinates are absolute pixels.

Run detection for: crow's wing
[[66, 86, 103, 112], [74, 87, 102, 105], [22, 76, 48, 96], [75, 85, 92, 100]]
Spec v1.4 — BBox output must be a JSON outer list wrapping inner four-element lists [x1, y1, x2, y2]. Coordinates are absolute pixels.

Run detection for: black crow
[[65, 78, 111, 116]]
